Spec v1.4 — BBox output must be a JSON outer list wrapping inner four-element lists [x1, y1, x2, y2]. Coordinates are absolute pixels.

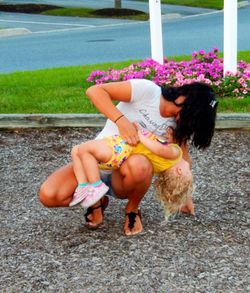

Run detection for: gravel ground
[[0, 128, 249, 293]]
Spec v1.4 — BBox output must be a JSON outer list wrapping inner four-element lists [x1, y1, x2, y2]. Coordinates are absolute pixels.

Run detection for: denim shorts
[[100, 170, 117, 198]]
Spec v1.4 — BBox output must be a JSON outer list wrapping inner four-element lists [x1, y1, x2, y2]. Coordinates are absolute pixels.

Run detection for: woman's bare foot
[[180, 197, 195, 215], [124, 210, 143, 236], [86, 206, 103, 227], [84, 196, 109, 228]]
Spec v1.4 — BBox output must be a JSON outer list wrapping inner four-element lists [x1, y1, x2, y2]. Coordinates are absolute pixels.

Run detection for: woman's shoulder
[[129, 79, 161, 102], [129, 78, 159, 88]]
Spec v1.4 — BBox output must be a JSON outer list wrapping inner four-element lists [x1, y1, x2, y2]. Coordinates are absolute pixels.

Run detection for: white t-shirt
[[96, 79, 176, 139]]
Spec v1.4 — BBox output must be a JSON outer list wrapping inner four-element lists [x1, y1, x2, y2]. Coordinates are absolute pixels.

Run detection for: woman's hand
[[116, 117, 139, 146]]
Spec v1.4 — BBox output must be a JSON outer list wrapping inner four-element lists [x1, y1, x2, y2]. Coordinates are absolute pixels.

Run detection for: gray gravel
[[0, 128, 249, 293]]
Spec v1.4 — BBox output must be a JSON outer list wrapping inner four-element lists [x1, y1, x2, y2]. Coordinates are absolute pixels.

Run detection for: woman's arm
[[86, 81, 138, 145], [138, 131, 180, 160], [86, 81, 132, 120], [181, 143, 192, 167]]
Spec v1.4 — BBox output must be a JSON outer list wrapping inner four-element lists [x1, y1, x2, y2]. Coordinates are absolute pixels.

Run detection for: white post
[[223, 0, 238, 76], [149, 0, 164, 64]]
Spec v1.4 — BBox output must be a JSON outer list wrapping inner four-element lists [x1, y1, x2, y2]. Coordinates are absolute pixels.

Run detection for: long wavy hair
[[161, 82, 218, 149]]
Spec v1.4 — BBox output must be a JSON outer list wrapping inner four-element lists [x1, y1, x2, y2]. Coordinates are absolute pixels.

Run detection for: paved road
[[0, 3, 249, 72]]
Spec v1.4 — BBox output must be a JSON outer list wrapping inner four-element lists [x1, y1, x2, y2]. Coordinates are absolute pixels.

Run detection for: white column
[[149, 0, 164, 64], [223, 0, 238, 76]]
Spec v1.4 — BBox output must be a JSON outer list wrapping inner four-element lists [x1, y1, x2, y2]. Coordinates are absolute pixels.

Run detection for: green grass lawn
[[0, 60, 135, 114], [0, 52, 249, 114], [42, 7, 149, 21]]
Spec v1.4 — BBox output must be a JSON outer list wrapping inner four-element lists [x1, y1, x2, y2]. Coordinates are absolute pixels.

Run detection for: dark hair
[[161, 82, 218, 149]]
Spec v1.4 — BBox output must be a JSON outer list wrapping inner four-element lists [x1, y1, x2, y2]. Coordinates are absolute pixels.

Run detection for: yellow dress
[[131, 142, 182, 173], [98, 134, 182, 173], [98, 135, 133, 170]]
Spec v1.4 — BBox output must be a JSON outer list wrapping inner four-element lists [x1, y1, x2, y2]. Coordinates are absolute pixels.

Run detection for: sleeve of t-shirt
[[130, 79, 160, 103]]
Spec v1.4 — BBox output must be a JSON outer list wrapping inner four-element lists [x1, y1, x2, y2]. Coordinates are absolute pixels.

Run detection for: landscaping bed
[[0, 4, 147, 18], [0, 4, 62, 13]]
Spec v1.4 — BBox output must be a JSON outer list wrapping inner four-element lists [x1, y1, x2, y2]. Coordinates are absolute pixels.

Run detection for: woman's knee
[[125, 155, 153, 181], [39, 182, 58, 207], [39, 177, 76, 207], [39, 163, 76, 207]]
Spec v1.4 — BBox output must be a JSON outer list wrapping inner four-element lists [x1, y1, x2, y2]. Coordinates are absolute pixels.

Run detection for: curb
[[238, 1, 249, 8], [162, 13, 182, 21], [0, 28, 31, 37], [0, 113, 249, 130]]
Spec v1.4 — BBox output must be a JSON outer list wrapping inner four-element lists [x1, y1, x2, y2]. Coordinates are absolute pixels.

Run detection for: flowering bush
[[87, 48, 249, 99]]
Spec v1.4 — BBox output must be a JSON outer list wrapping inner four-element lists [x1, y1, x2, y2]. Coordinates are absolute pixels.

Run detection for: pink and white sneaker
[[81, 182, 109, 209], [69, 185, 90, 207]]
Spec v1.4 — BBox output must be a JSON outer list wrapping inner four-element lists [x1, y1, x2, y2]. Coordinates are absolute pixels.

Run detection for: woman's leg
[[180, 143, 195, 215], [86, 154, 153, 235], [113, 155, 153, 235], [39, 163, 77, 207], [83, 154, 151, 235]]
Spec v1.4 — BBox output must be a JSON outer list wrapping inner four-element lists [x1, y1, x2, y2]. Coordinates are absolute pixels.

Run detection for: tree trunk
[[115, 0, 122, 9]]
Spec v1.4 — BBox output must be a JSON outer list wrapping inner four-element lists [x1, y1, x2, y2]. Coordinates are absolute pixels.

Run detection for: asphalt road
[[0, 3, 249, 72]]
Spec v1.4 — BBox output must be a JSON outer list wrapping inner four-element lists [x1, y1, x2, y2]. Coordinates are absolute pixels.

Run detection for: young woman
[[69, 125, 193, 224], [39, 79, 218, 236]]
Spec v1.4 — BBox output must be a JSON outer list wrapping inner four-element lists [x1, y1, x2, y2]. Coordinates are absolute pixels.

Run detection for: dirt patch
[[93, 8, 146, 17], [0, 4, 62, 13]]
